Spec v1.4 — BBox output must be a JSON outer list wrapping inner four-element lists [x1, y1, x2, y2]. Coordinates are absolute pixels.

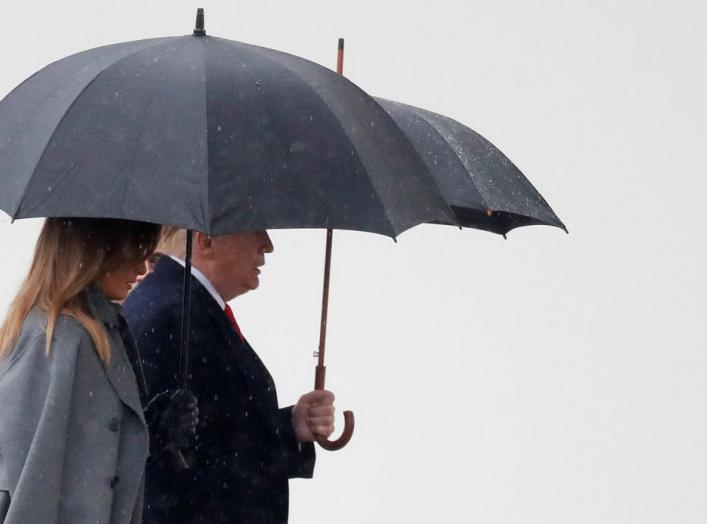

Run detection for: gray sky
[[1, 1, 706, 522]]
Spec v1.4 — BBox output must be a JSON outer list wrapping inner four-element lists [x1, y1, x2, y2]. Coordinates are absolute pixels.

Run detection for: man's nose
[[261, 231, 274, 253]]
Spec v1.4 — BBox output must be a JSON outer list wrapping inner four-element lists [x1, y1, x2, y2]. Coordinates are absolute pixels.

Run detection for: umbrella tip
[[193, 8, 206, 36]]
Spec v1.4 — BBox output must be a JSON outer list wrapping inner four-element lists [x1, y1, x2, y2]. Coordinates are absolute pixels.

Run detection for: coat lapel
[[154, 257, 280, 429], [173, 262, 279, 424], [85, 286, 146, 425]]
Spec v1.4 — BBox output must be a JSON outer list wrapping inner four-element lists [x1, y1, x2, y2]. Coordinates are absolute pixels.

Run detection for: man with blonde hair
[[123, 228, 335, 524]]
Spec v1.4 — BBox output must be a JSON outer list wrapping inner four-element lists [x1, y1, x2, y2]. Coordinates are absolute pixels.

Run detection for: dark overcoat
[[123, 257, 315, 524], [0, 286, 150, 524]]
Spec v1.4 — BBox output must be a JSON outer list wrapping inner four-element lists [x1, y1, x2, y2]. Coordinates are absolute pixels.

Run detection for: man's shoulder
[[123, 267, 181, 313], [123, 288, 181, 325]]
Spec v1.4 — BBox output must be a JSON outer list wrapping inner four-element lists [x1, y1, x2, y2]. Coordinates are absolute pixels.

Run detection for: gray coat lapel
[[85, 287, 146, 424]]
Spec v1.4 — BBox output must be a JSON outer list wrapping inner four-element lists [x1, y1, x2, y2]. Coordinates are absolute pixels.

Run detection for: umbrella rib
[[237, 43, 399, 237], [370, 97, 461, 230], [415, 106, 566, 233], [11, 37, 181, 220], [411, 108, 501, 227], [200, 38, 213, 233]]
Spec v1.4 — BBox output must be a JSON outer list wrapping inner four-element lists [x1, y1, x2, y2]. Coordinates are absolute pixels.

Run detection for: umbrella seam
[[235, 40, 398, 237], [201, 38, 213, 233], [405, 103, 501, 230], [415, 109, 507, 232], [12, 37, 181, 219], [413, 103, 565, 231], [370, 97, 460, 229], [219, 42, 310, 233]]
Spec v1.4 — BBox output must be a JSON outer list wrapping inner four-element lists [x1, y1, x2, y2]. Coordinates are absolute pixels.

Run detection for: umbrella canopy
[[375, 97, 566, 235], [0, 33, 455, 237]]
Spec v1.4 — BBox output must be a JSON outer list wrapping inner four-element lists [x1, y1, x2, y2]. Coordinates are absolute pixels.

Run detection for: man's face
[[210, 231, 274, 301]]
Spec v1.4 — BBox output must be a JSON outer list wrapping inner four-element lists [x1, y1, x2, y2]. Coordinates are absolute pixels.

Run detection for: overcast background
[[1, 1, 706, 523]]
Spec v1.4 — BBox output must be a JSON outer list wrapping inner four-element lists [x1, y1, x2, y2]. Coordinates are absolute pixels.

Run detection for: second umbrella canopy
[[375, 97, 566, 236]]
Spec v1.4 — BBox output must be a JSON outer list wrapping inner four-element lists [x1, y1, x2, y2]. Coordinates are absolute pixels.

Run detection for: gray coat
[[0, 287, 149, 524]]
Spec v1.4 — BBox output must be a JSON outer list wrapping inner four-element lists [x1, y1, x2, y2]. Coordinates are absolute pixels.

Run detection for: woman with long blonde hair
[[0, 217, 173, 524]]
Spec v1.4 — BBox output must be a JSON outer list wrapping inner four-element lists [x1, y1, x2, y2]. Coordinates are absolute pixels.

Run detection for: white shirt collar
[[169, 256, 226, 310]]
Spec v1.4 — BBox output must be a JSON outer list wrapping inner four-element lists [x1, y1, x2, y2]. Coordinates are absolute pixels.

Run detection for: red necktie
[[223, 303, 244, 342]]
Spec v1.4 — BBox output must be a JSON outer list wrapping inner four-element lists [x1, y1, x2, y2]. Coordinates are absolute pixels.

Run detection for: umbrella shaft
[[314, 40, 344, 391], [179, 230, 194, 389], [315, 365, 326, 390], [316, 228, 333, 381]]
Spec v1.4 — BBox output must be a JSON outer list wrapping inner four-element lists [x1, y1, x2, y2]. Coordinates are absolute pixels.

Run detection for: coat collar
[[85, 284, 120, 328], [168, 256, 226, 310]]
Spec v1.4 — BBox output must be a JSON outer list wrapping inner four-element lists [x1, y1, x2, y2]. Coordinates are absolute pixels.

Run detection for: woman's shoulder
[[21, 308, 93, 344], [2, 310, 95, 373]]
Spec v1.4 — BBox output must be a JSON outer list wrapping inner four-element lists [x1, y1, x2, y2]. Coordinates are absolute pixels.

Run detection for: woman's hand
[[145, 389, 199, 450]]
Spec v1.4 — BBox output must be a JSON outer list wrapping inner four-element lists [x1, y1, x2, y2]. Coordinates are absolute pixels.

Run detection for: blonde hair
[[156, 226, 187, 259], [0, 218, 160, 364]]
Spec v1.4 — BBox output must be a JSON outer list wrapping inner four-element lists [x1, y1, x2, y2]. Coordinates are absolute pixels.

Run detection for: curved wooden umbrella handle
[[314, 364, 354, 450], [316, 410, 354, 451]]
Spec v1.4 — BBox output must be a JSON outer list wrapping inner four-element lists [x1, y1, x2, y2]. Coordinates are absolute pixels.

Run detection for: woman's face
[[98, 258, 148, 301]]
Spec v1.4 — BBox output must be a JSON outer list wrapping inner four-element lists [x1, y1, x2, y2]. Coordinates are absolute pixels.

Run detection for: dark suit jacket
[[123, 257, 315, 524]]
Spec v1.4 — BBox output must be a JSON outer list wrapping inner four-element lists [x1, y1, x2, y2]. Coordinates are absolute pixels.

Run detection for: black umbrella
[[375, 98, 567, 236], [0, 17, 453, 236]]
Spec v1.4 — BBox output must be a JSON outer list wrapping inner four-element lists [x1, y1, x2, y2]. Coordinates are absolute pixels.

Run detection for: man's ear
[[193, 232, 215, 259]]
